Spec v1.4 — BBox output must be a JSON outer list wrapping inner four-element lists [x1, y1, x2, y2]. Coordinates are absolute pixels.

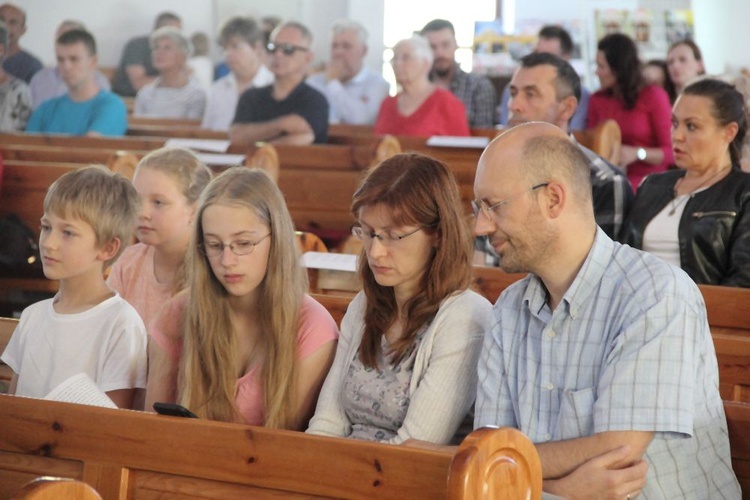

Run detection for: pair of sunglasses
[[267, 42, 308, 56]]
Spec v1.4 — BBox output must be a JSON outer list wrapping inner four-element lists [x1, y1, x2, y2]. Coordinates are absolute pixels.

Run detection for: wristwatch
[[636, 147, 647, 161]]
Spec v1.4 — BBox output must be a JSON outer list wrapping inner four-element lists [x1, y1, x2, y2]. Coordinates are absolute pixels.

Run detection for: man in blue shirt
[[472, 122, 740, 498], [26, 29, 126, 137]]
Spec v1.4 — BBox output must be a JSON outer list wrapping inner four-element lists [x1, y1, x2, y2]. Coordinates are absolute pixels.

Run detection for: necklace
[[669, 166, 731, 215]]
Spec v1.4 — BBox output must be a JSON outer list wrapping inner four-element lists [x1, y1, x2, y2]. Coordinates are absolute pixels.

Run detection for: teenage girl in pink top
[[107, 147, 212, 330], [146, 168, 338, 429]]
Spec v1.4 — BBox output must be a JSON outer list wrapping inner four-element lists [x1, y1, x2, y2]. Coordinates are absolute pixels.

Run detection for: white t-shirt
[[642, 195, 687, 268], [1, 294, 147, 398]]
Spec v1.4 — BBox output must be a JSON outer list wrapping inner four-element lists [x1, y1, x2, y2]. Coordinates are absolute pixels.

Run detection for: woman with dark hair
[[587, 33, 673, 190], [643, 59, 677, 103], [307, 153, 491, 444], [667, 39, 705, 99], [622, 78, 750, 287]]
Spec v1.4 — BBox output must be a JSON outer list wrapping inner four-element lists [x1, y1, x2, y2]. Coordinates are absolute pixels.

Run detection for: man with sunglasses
[[472, 122, 739, 499], [230, 21, 328, 148]]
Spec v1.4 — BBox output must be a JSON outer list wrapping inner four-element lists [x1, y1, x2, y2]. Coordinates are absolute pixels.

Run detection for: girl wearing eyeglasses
[[307, 153, 491, 444], [146, 167, 338, 429]]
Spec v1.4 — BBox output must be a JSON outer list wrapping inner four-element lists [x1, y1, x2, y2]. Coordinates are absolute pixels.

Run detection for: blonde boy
[[1, 165, 147, 408]]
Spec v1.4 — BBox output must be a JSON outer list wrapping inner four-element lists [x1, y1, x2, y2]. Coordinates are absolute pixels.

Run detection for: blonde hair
[[135, 147, 212, 291], [44, 165, 140, 267], [178, 167, 308, 429]]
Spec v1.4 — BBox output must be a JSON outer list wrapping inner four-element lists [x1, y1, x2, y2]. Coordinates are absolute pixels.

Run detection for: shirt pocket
[[556, 387, 595, 440]]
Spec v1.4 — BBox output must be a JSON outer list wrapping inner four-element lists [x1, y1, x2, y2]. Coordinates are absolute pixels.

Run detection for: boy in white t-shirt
[[1, 165, 147, 409]]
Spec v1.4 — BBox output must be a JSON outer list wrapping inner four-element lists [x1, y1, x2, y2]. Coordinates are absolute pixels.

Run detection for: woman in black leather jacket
[[622, 79, 750, 287]]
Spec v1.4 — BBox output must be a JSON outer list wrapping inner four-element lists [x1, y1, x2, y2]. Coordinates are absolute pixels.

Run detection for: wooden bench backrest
[[725, 401, 750, 496], [0, 395, 541, 499], [0, 132, 166, 151], [0, 318, 18, 393]]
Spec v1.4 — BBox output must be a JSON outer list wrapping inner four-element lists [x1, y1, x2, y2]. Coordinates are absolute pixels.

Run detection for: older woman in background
[[134, 26, 206, 119], [587, 33, 673, 190], [374, 36, 469, 137], [622, 79, 750, 287], [667, 39, 705, 101]]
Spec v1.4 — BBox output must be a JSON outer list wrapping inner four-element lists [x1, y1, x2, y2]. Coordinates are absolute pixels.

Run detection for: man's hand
[[325, 59, 347, 82], [543, 446, 648, 500]]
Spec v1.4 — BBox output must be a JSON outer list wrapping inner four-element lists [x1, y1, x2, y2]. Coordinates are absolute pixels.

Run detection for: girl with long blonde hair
[[108, 147, 212, 330], [307, 153, 491, 444], [146, 167, 338, 428]]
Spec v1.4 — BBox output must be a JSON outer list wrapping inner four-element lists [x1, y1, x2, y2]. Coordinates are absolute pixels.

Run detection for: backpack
[[0, 214, 44, 277]]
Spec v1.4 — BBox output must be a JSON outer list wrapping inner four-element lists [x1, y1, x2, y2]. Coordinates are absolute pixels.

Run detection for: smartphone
[[153, 402, 198, 418]]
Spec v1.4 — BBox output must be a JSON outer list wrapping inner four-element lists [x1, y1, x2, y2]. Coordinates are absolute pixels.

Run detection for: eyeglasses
[[351, 225, 428, 247], [200, 234, 270, 258], [267, 42, 309, 56], [471, 183, 549, 220]]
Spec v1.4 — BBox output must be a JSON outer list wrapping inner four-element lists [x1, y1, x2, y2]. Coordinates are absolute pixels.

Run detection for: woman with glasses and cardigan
[[307, 153, 491, 444], [146, 168, 338, 429]]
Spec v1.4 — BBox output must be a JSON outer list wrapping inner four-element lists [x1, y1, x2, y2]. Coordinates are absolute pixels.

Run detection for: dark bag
[[0, 214, 44, 277]]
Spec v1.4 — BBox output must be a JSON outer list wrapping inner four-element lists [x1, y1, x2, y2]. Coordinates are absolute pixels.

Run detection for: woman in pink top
[[587, 33, 673, 190], [108, 147, 212, 330], [374, 35, 469, 138], [146, 168, 338, 429]]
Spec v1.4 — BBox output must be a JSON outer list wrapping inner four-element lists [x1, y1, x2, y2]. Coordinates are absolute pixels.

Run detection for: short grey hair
[[272, 21, 313, 46], [394, 35, 433, 66], [330, 19, 367, 45], [150, 25, 192, 57]]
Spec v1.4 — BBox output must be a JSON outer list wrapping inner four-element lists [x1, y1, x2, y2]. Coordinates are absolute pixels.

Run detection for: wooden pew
[[11, 477, 103, 500], [0, 395, 542, 499], [0, 317, 17, 393], [726, 401, 750, 497], [0, 132, 167, 151]]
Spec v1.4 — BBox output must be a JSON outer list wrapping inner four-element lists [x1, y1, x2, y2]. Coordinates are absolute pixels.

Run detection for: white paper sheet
[[425, 136, 490, 148], [301, 252, 358, 272], [164, 138, 231, 153], [44, 373, 117, 409]]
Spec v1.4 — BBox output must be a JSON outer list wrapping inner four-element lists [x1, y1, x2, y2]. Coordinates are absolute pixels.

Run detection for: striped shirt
[[475, 228, 740, 498], [134, 76, 206, 120]]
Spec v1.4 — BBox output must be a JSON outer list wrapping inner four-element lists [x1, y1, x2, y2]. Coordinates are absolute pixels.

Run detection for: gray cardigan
[[306, 289, 492, 444]]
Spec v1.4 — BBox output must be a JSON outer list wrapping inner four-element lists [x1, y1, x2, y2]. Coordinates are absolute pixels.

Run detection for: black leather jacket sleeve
[[621, 168, 750, 288]]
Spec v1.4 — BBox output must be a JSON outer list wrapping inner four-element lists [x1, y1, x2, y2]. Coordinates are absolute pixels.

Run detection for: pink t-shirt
[[374, 88, 470, 137], [151, 293, 339, 425], [107, 243, 174, 332]]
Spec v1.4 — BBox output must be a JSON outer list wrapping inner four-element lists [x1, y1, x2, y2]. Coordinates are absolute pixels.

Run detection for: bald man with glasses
[[230, 21, 329, 148], [472, 122, 740, 499]]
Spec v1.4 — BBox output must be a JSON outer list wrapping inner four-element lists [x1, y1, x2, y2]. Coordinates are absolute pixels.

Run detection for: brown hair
[[351, 153, 472, 368]]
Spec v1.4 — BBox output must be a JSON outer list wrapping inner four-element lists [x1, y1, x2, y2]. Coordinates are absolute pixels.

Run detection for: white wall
[[693, 0, 750, 75], [21, 0, 385, 73], [21, 0, 215, 67], [19, 0, 750, 78]]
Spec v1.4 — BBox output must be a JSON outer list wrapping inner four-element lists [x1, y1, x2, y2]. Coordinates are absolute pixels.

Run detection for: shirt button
[[545, 433, 552, 441], [545, 383, 554, 390], [548, 330, 556, 338]]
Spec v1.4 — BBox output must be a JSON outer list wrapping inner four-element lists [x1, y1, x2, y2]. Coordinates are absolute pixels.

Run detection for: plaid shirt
[[433, 64, 496, 128], [475, 229, 740, 498]]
